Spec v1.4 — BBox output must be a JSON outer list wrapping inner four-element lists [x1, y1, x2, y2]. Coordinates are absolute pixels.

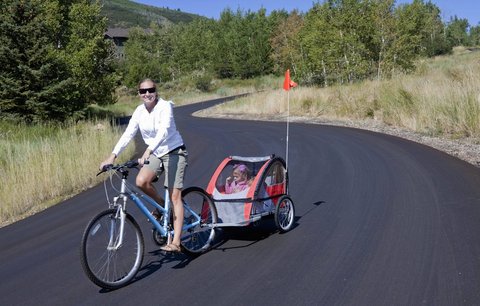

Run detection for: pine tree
[[0, 0, 116, 122], [0, 0, 72, 122]]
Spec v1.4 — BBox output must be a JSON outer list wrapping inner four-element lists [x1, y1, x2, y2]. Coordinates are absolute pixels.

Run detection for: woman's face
[[138, 80, 157, 104]]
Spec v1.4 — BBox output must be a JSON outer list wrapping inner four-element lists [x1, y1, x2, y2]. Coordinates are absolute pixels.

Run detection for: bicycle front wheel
[[181, 187, 217, 255], [80, 209, 144, 290]]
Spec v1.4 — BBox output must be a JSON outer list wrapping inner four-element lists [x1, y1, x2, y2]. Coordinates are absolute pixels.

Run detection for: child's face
[[232, 169, 246, 182]]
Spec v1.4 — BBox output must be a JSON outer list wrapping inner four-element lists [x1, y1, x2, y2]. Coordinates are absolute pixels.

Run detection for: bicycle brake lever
[[96, 164, 113, 176]]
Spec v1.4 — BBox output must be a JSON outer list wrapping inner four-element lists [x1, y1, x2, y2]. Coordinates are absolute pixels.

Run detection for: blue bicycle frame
[[120, 179, 202, 239]]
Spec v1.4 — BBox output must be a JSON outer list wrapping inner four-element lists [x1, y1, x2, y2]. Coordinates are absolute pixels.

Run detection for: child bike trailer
[[205, 155, 295, 232]]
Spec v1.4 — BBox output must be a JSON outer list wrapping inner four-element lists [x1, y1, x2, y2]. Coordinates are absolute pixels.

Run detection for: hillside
[[100, 0, 203, 28]]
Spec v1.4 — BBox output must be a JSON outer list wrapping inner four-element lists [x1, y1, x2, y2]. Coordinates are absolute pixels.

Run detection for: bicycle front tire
[[181, 187, 217, 255], [80, 209, 144, 290]]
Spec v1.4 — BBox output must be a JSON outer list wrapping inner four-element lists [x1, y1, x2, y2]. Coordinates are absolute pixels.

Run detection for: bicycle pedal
[[152, 228, 168, 246]]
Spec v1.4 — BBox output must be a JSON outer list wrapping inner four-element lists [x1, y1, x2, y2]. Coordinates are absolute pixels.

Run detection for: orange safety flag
[[283, 69, 298, 91]]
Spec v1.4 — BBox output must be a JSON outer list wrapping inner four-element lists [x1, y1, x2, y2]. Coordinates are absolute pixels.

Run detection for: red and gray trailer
[[205, 155, 295, 232]]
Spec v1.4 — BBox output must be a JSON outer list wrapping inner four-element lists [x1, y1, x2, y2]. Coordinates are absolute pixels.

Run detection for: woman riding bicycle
[[99, 78, 187, 253]]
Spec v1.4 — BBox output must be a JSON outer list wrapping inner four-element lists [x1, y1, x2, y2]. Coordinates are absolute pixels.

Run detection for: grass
[[0, 120, 134, 227], [199, 47, 480, 140]]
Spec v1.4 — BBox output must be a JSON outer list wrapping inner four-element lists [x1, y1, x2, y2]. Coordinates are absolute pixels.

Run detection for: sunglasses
[[138, 87, 156, 94]]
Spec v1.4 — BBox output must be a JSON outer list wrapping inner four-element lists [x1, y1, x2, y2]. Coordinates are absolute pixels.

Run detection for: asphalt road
[[1, 96, 480, 305]]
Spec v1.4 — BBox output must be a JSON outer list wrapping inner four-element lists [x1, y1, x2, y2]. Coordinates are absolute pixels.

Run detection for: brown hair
[[137, 78, 156, 89]]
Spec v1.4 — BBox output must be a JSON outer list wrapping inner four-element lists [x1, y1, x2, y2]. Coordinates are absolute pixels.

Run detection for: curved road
[[1, 97, 480, 305]]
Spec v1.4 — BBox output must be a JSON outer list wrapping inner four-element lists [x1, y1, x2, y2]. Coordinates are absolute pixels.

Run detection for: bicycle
[[80, 160, 218, 290]]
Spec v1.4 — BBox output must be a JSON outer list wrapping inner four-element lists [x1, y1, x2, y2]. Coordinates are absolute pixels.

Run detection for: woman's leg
[[136, 167, 165, 206], [170, 187, 184, 247], [161, 146, 188, 251]]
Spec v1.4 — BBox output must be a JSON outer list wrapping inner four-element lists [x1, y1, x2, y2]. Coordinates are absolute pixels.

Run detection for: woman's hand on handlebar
[[100, 153, 116, 171], [138, 149, 152, 166], [137, 157, 150, 166]]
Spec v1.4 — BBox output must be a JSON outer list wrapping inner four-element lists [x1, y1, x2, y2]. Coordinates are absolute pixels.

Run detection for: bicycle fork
[[107, 196, 127, 251]]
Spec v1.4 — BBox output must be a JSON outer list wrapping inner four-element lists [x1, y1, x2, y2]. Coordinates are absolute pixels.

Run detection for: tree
[[299, 0, 374, 85], [213, 9, 236, 78], [470, 25, 480, 46], [446, 16, 470, 47], [0, 0, 117, 122], [170, 18, 218, 75], [270, 10, 305, 75], [387, 0, 427, 74], [421, 1, 450, 56], [122, 22, 183, 87], [370, 0, 396, 79], [212, 8, 274, 79], [243, 8, 274, 77], [61, 0, 117, 107], [371, 0, 451, 77], [0, 0, 71, 122]]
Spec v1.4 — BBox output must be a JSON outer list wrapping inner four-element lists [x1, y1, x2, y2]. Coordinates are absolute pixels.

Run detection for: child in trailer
[[225, 164, 252, 194]]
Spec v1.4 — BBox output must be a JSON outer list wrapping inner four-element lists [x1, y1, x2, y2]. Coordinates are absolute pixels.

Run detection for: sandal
[[160, 243, 182, 253]]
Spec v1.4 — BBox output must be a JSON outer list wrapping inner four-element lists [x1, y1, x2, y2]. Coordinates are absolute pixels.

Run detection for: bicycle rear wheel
[[80, 209, 144, 290], [181, 187, 217, 255]]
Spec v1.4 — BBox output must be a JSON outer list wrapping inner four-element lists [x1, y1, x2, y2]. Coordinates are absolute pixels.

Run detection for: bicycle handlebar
[[97, 160, 149, 176]]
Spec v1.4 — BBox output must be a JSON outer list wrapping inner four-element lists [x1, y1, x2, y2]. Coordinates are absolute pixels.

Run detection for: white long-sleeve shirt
[[112, 98, 184, 158]]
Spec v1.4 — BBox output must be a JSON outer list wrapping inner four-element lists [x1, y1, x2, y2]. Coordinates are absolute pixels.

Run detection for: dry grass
[[0, 121, 134, 227], [199, 48, 480, 140]]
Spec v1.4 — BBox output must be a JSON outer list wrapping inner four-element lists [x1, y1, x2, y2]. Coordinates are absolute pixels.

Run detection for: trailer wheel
[[274, 195, 295, 232]]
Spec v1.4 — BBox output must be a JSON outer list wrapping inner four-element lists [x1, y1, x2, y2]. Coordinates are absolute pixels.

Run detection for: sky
[[134, 1, 479, 27]]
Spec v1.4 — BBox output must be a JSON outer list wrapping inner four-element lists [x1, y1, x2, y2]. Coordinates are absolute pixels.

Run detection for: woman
[[99, 78, 187, 253]]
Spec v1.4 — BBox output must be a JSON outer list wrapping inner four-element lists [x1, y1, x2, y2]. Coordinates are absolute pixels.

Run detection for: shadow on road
[[122, 249, 196, 291], [209, 200, 327, 251], [300, 200, 326, 218], [211, 217, 277, 252]]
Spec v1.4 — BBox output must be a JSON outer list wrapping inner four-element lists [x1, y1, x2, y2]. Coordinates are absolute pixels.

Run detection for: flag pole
[[283, 68, 296, 173], [286, 89, 290, 172]]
